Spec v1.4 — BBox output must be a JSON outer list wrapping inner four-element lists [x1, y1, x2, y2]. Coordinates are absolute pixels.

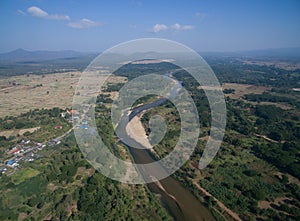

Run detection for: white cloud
[[68, 18, 100, 29], [151, 23, 194, 33], [151, 24, 168, 33], [48, 14, 70, 20], [171, 23, 194, 31], [27, 6, 70, 20], [26, 6, 99, 29]]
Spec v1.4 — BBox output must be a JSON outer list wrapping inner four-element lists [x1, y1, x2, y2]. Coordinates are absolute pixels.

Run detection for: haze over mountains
[[0, 47, 299, 76], [1, 47, 300, 62], [0, 49, 96, 76], [0, 48, 94, 62]]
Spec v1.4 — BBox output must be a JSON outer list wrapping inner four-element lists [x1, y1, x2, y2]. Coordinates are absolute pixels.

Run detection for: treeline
[[172, 71, 212, 127], [97, 94, 113, 104], [206, 56, 300, 88], [0, 55, 95, 76], [114, 62, 179, 80], [0, 107, 67, 130], [103, 82, 125, 92], [244, 92, 300, 108], [254, 105, 300, 141]]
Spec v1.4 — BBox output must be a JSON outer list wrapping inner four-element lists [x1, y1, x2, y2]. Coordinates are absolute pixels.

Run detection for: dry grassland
[[0, 72, 126, 118]]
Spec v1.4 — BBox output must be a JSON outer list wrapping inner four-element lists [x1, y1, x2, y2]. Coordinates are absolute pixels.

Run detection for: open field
[[243, 59, 300, 71], [222, 83, 270, 99], [10, 167, 40, 185], [222, 83, 293, 109], [0, 127, 40, 138], [0, 72, 81, 117], [0, 72, 126, 118]]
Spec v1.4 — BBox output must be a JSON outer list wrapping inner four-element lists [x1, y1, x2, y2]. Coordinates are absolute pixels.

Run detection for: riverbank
[[125, 112, 153, 150]]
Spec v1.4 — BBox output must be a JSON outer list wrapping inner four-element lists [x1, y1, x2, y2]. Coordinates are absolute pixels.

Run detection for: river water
[[116, 73, 215, 221]]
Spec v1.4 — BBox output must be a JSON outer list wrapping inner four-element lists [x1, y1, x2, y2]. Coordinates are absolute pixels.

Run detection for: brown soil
[[0, 127, 40, 138]]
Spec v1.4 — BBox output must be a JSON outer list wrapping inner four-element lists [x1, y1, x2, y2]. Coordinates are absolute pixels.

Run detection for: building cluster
[[66, 106, 91, 130], [1, 138, 62, 175], [0, 108, 89, 176]]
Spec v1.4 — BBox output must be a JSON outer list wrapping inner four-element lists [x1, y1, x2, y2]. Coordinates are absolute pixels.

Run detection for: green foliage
[[253, 142, 300, 179], [96, 94, 113, 104], [104, 82, 125, 92], [207, 56, 300, 88], [114, 62, 179, 80], [223, 88, 235, 94], [244, 92, 300, 108], [0, 133, 171, 220]]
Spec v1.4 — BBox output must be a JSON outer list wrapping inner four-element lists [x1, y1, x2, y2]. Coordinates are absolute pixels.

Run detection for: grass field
[[10, 167, 40, 185], [0, 72, 81, 117]]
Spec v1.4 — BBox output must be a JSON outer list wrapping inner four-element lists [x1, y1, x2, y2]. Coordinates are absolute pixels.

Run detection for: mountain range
[[1, 47, 300, 63], [0, 49, 95, 62]]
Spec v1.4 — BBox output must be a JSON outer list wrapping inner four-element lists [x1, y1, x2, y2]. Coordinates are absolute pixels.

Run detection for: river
[[116, 73, 215, 221]]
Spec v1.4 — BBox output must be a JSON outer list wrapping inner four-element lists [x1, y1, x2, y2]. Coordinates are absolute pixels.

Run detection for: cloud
[[68, 18, 100, 29], [171, 23, 194, 31], [150, 23, 194, 33], [27, 6, 70, 20], [151, 24, 168, 33], [25, 6, 99, 29]]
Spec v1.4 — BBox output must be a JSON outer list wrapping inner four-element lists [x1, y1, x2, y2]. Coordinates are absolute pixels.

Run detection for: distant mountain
[[237, 47, 300, 59], [201, 47, 300, 59], [0, 49, 98, 76], [2, 47, 300, 63], [0, 49, 94, 62]]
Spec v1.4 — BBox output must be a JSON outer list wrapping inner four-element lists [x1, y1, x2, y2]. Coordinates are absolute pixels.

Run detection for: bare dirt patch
[[47, 182, 59, 191], [255, 101, 292, 110], [75, 166, 95, 178], [274, 171, 300, 187], [222, 83, 270, 99], [258, 197, 292, 210], [18, 212, 27, 221], [0, 127, 40, 138], [258, 200, 272, 209]]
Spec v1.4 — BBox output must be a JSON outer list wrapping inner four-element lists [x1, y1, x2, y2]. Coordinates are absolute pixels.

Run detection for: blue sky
[[0, 0, 299, 52]]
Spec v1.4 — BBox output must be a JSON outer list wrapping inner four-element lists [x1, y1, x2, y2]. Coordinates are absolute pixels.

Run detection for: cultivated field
[[0, 72, 126, 118]]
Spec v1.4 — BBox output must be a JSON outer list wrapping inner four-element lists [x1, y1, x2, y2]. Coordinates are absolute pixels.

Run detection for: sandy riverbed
[[125, 114, 153, 150]]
